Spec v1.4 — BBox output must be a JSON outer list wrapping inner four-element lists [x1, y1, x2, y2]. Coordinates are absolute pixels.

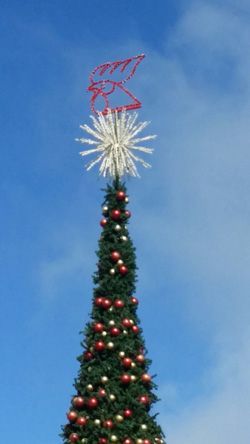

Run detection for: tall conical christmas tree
[[61, 55, 165, 444]]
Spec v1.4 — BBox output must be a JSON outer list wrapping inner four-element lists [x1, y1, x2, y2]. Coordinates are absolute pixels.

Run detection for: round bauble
[[94, 341, 106, 352], [98, 388, 106, 397], [101, 376, 109, 383], [81, 439, 87, 443], [67, 411, 78, 422], [131, 362, 136, 368], [86, 384, 94, 391], [117, 259, 124, 266], [99, 439, 107, 444], [110, 268, 116, 275], [125, 210, 131, 218], [107, 341, 115, 349], [102, 205, 109, 214], [141, 374, 151, 384], [116, 190, 126, 201], [122, 357, 132, 368], [110, 435, 118, 442], [139, 395, 150, 405], [122, 318, 131, 328], [123, 409, 133, 418], [141, 424, 147, 430], [125, 196, 129, 203], [72, 396, 84, 408], [114, 299, 124, 308], [135, 354, 145, 363], [83, 351, 93, 361], [120, 236, 128, 242], [95, 297, 104, 307], [87, 397, 98, 409], [115, 414, 124, 422], [100, 218, 107, 227], [103, 419, 113, 429], [143, 440, 151, 444], [69, 433, 80, 443], [110, 327, 121, 337], [108, 320, 115, 326], [94, 419, 101, 426], [110, 251, 121, 262], [111, 209, 121, 220], [131, 375, 137, 382], [102, 298, 112, 309], [136, 440, 143, 444], [76, 416, 87, 426], [119, 265, 128, 275], [93, 322, 104, 333], [102, 331, 107, 337], [132, 325, 139, 334], [114, 224, 122, 232], [119, 351, 125, 358], [109, 394, 116, 401], [123, 330, 128, 335], [130, 297, 139, 305], [123, 439, 133, 444], [120, 374, 131, 384]]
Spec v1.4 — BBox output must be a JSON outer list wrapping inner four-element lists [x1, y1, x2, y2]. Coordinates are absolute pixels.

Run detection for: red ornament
[[123, 409, 133, 418], [130, 297, 138, 305], [139, 395, 150, 405], [135, 354, 145, 364], [67, 411, 78, 422], [94, 341, 106, 351], [143, 440, 151, 444], [83, 351, 93, 361], [125, 210, 131, 218], [119, 265, 128, 275], [102, 298, 112, 309], [110, 327, 121, 336], [111, 251, 121, 262], [99, 439, 108, 444], [122, 318, 132, 328], [95, 297, 104, 307], [69, 433, 79, 443], [72, 397, 85, 409], [87, 397, 99, 409], [120, 374, 131, 384], [132, 325, 139, 334], [123, 439, 133, 444], [116, 191, 126, 201], [114, 299, 125, 308], [76, 416, 88, 426], [141, 374, 152, 384], [111, 209, 121, 220], [103, 419, 113, 429], [88, 54, 145, 115], [98, 388, 106, 397], [100, 218, 108, 227], [93, 322, 105, 333], [122, 357, 132, 368]]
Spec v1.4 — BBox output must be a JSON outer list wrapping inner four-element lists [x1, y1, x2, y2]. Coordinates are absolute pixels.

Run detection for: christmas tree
[[61, 55, 165, 444]]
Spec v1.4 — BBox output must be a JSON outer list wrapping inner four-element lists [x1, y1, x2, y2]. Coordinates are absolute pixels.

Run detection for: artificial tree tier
[[61, 178, 165, 444]]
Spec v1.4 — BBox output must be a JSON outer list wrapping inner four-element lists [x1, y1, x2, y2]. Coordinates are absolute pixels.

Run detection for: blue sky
[[1, 1, 250, 443]]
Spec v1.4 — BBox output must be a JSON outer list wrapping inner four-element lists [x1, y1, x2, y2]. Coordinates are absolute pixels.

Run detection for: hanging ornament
[[114, 299, 124, 308], [114, 224, 122, 232], [130, 297, 139, 305], [94, 419, 101, 426], [94, 341, 106, 351], [132, 325, 139, 334], [143, 440, 151, 444], [87, 397, 99, 409], [125, 210, 131, 218], [98, 388, 106, 398], [86, 384, 94, 391], [110, 435, 118, 442], [102, 298, 112, 309], [141, 374, 152, 384], [101, 376, 109, 384], [129, 319, 134, 325], [130, 375, 137, 382], [125, 196, 129, 203], [123, 409, 133, 418], [103, 419, 114, 429], [120, 374, 131, 384], [123, 330, 128, 335], [135, 354, 145, 363], [83, 351, 93, 361], [137, 440, 143, 444], [111, 209, 121, 220], [67, 411, 78, 422], [87, 366, 92, 372], [116, 190, 126, 201], [119, 351, 126, 358], [122, 318, 132, 328], [123, 439, 133, 444], [95, 297, 104, 307], [110, 268, 116, 275], [117, 259, 124, 266], [109, 394, 116, 401], [107, 341, 115, 349], [102, 331, 108, 337], [93, 322, 104, 333], [115, 414, 124, 423], [111, 251, 121, 262], [78, 110, 155, 178], [108, 320, 115, 326], [122, 357, 132, 368], [99, 438, 108, 444], [76, 416, 88, 426], [119, 265, 128, 275], [110, 327, 121, 336], [139, 395, 150, 405], [69, 433, 80, 443], [131, 362, 136, 368], [102, 205, 109, 214], [141, 424, 147, 430], [100, 218, 108, 227], [81, 439, 87, 443], [120, 236, 128, 242], [72, 397, 85, 409]]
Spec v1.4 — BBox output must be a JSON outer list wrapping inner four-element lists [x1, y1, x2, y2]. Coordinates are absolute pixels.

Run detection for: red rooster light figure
[[88, 54, 145, 114]]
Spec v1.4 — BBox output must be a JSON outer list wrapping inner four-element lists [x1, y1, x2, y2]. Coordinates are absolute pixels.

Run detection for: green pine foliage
[[61, 178, 165, 444]]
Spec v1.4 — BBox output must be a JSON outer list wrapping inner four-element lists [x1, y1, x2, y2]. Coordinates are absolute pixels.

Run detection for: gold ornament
[[110, 435, 118, 442], [141, 424, 147, 430], [123, 330, 128, 335], [102, 205, 109, 214], [114, 224, 122, 232], [86, 384, 93, 391], [119, 351, 125, 358], [94, 419, 101, 426], [115, 414, 124, 422], [125, 197, 129, 203], [117, 259, 124, 266], [109, 394, 116, 401], [129, 319, 134, 325], [101, 376, 109, 383], [108, 320, 115, 326], [102, 331, 108, 337], [107, 341, 115, 349], [131, 375, 137, 381], [131, 362, 136, 368], [120, 236, 128, 242], [110, 268, 116, 275], [137, 440, 143, 444]]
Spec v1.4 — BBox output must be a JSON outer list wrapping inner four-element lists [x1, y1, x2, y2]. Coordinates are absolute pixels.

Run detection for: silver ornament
[[86, 384, 93, 391], [117, 259, 124, 266], [108, 320, 115, 326], [94, 419, 101, 426], [109, 394, 116, 401], [120, 236, 128, 242], [102, 205, 109, 214], [114, 224, 122, 232], [141, 424, 147, 430], [107, 341, 114, 349], [110, 268, 116, 275], [102, 331, 107, 337], [125, 197, 129, 203], [101, 376, 109, 383]]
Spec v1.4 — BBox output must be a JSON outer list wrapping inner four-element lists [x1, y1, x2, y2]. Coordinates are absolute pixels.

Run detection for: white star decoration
[[76, 110, 156, 178]]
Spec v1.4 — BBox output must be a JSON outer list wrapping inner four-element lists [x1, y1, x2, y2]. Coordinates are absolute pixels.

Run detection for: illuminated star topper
[[87, 54, 145, 115]]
